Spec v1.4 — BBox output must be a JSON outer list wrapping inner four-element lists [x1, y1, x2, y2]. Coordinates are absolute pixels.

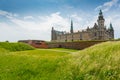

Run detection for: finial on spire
[[99, 9, 103, 16]]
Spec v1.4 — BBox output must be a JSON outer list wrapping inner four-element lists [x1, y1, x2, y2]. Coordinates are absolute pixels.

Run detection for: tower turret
[[70, 20, 73, 33], [97, 9, 105, 28], [97, 10, 106, 40], [51, 27, 57, 41]]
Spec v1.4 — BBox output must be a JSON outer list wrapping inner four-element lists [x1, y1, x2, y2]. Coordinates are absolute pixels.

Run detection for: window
[[36, 43, 41, 45], [94, 33, 97, 36], [80, 34, 82, 40]]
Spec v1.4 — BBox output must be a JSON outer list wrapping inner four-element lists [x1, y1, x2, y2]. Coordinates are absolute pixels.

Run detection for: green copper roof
[[70, 20, 73, 33], [110, 23, 113, 30]]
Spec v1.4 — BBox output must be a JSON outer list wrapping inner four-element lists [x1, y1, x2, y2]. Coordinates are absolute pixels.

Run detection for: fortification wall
[[47, 41, 105, 50]]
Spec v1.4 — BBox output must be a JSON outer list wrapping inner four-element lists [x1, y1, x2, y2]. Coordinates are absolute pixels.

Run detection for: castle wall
[[18, 40, 48, 48], [81, 32, 91, 40], [47, 41, 105, 50], [73, 33, 81, 41], [55, 28, 113, 42], [56, 31, 93, 42], [67, 34, 73, 42]]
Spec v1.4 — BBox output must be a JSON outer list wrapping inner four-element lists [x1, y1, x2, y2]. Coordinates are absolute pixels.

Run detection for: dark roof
[[18, 40, 45, 42]]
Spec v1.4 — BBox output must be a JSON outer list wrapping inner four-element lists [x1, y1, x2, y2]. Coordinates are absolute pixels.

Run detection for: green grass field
[[0, 41, 120, 80]]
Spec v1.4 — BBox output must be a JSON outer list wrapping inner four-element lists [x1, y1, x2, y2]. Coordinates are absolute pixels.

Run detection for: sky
[[0, 0, 120, 42]]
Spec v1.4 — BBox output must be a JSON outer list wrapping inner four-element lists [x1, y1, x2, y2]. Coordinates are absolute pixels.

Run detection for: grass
[[0, 48, 9, 55], [10, 49, 69, 59], [50, 48, 78, 52], [0, 48, 71, 80], [0, 41, 120, 80], [61, 41, 120, 80], [0, 42, 34, 51]]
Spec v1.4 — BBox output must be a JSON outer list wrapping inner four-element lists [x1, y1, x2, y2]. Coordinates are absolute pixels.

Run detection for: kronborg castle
[[51, 10, 114, 42]]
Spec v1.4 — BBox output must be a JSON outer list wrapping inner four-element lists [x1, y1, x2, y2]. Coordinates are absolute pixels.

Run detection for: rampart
[[47, 41, 106, 50]]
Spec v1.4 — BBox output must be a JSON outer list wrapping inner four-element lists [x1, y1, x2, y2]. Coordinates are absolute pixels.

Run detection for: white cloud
[[0, 10, 18, 19], [0, 11, 71, 41], [95, 0, 119, 12], [10, 12, 70, 31], [0, 22, 26, 41], [0, 10, 12, 16], [71, 14, 82, 22], [24, 16, 34, 20]]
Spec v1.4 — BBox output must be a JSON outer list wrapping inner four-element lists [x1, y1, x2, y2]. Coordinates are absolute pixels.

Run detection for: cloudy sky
[[0, 0, 120, 42]]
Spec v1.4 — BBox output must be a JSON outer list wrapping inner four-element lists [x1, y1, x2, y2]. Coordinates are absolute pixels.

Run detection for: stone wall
[[47, 41, 105, 50], [18, 40, 48, 49]]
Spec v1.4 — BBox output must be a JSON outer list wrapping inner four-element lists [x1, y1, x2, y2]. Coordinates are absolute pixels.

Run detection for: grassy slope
[[0, 42, 34, 51], [0, 41, 120, 80], [62, 41, 120, 80]]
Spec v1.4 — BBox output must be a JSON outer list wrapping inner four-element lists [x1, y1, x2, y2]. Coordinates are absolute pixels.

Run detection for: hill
[[0, 42, 34, 51], [61, 41, 120, 80], [0, 41, 120, 80]]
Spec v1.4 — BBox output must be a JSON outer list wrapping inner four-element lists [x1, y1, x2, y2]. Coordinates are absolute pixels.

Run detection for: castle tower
[[97, 10, 105, 40], [51, 27, 54, 41], [97, 9, 105, 28], [51, 27, 56, 41], [70, 20, 73, 33]]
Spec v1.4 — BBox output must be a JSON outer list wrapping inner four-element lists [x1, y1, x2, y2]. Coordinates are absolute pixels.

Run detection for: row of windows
[[58, 34, 82, 39], [65, 38, 83, 42]]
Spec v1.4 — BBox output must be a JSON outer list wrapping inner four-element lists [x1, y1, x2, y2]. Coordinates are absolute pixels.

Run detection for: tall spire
[[70, 20, 73, 33], [52, 27, 54, 30]]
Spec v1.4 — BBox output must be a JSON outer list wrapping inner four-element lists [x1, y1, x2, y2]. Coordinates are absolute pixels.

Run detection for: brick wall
[[47, 41, 105, 50], [30, 42, 48, 48], [18, 40, 48, 49]]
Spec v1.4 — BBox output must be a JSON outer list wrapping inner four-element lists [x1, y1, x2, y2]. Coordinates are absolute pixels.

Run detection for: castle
[[51, 10, 114, 42]]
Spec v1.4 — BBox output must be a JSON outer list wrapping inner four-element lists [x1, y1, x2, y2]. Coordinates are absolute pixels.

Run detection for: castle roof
[[109, 23, 114, 30], [93, 23, 98, 29]]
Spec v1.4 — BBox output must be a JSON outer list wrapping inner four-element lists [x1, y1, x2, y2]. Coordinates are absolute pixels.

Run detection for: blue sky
[[0, 0, 111, 15], [0, 0, 120, 41]]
